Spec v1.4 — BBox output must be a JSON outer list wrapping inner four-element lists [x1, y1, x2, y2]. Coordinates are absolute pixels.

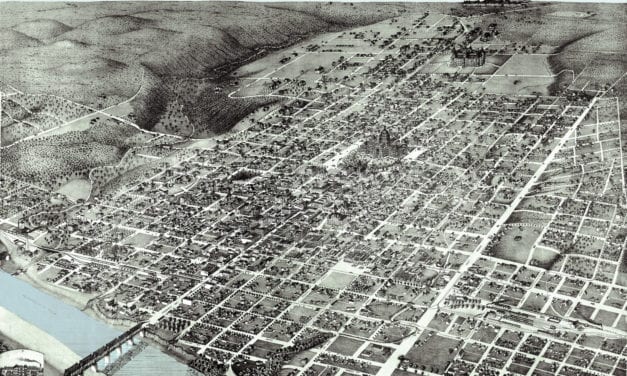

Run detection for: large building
[[0, 350, 44, 376], [360, 128, 408, 158], [450, 46, 486, 67]]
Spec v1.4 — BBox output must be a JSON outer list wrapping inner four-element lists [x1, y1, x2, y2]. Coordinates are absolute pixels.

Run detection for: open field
[[489, 224, 546, 264], [56, 179, 91, 202], [405, 331, 459, 373]]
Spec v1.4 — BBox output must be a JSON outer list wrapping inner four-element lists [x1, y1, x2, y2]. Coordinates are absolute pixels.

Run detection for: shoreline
[[14, 264, 139, 333], [1, 237, 131, 332], [18, 265, 94, 312]]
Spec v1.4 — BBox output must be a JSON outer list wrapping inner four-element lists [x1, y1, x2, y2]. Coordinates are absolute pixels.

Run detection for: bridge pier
[[64, 323, 146, 376]]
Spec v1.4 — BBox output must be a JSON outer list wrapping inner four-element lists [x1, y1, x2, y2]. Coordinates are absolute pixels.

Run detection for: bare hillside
[[11, 19, 72, 40]]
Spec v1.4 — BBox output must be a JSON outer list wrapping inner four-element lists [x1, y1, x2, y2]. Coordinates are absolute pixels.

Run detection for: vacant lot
[[497, 55, 552, 77], [490, 225, 545, 264], [320, 271, 355, 290], [327, 336, 364, 357], [406, 331, 459, 373]]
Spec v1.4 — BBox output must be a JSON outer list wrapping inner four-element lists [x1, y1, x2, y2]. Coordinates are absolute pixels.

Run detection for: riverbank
[[0, 236, 90, 309], [15, 262, 133, 332], [85, 301, 138, 333], [1, 236, 128, 332], [18, 265, 94, 310], [24, 267, 143, 336]]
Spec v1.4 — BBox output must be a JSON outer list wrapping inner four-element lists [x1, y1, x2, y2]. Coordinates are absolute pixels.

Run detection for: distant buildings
[[0, 350, 44, 376], [463, 0, 530, 5], [450, 47, 486, 68]]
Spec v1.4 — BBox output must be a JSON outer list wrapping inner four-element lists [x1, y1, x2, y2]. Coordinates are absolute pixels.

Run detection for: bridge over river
[[64, 323, 146, 376]]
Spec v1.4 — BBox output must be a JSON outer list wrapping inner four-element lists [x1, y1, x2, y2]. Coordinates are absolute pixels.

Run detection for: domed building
[[360, 128, 408, 159]]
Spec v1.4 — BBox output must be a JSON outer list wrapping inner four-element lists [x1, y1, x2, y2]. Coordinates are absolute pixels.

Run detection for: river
[[0, 270, 191, 375]]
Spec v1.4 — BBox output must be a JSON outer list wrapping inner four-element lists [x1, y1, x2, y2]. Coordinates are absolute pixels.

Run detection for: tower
[[378, 128, 392, 146]]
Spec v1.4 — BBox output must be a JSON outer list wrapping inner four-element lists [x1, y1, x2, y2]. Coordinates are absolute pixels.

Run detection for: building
[[0, 250, 9, 266], [0, 350, 44, 376], [360, 128, 408, 158], [450, 46, 486, 67]]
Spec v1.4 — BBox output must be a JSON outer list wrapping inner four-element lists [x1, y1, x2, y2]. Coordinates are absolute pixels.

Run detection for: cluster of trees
[[158, 316, 190, 333]]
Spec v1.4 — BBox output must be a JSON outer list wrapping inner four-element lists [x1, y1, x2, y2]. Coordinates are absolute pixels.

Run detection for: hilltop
[[11, 19, 72, 41]]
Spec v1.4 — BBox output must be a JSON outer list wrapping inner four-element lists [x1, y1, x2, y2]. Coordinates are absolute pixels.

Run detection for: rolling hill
[[11, 19, 72, 41], [0, 28, 41, 50]]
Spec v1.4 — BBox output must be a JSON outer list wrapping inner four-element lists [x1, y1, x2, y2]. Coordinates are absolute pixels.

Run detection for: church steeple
[[379, 127, 391, 145]]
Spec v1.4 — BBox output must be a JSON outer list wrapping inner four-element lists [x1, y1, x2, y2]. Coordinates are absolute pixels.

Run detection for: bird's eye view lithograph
[[0, 0, 625, 375]]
